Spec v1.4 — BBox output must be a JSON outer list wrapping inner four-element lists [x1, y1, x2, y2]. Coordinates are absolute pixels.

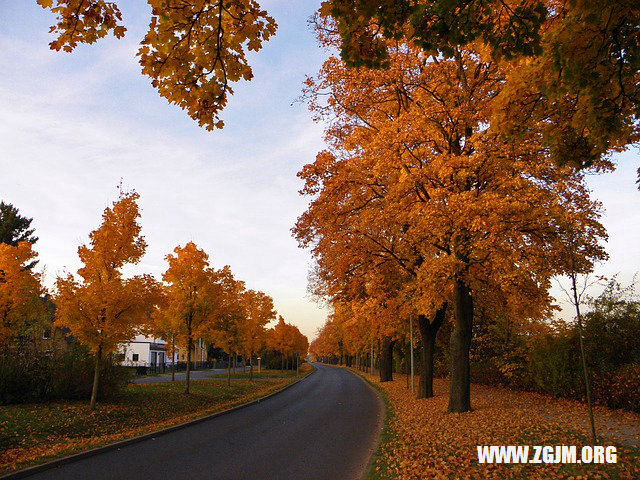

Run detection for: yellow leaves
[[366, 373, 640, 480], [267, 315, 308, 357], [296, 28, 607, 353], [138, 0, 277, 131], [37, 0, 276, 131], [160, 242, 226, 347], [0, 242, 44, 343], [54, 190, 157, 355], [38, 0, 126, 52]]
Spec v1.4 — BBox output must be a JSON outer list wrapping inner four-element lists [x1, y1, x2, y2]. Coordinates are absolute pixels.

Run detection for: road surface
[[26, 364, 383, 480]]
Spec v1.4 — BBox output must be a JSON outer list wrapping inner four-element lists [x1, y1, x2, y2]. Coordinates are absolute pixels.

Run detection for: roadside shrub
[[526, 333, 581, 398], [0, 343, 131, 405], [592, 363, 640, 412]]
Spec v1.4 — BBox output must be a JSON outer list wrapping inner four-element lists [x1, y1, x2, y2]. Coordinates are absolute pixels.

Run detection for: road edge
[[1, 367, 316, 480], [326, 364, 388, 480], [357, 374, 396, 480]]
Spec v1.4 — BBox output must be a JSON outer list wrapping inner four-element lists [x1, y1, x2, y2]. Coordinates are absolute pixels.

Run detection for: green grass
[[209, 364, 313, 380], [0, 377, 294, 475]]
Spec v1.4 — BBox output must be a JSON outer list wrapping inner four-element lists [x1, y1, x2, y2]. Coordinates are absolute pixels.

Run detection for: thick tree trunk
[[185, 337, 192, 394], [417, 304, 447, 399], [379, 336, 395, 382], [89, 345, 102, 411], [449, 279, 473, 413]]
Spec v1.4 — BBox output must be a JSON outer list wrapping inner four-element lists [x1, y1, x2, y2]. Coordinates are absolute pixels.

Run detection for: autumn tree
[[150, 287, 181, 381], [266, 316, 307, 371], [268, 316, 289, 370], [0, 242, 45, 345], [296, 31, 607, 412], [208, 269, 246, 385], [320, 1, 640, 180], [55, 191, 159, 410], [290, 325, 309, 374], [36, 0, 277, 131], [239, 289, 275, 380], [161, 242, 230, 394]]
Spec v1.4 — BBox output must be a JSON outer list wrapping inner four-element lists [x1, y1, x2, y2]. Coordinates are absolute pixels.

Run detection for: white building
[[119, 335, 173, 367]]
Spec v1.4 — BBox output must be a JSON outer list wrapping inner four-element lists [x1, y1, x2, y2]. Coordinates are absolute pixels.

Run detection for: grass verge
[[0, 377, 295, 475], [209, 363, 314, 380], [346, 368, 398, 480]]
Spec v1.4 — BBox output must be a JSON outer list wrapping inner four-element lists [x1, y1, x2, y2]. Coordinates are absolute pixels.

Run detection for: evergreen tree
[[0, 202, 38, 269], [0, 202, 38, 246]]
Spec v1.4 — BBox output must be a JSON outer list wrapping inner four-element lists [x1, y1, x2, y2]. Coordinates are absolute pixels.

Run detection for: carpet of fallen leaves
[[0, 377, 294, 474], [358, 371, 640, 480]]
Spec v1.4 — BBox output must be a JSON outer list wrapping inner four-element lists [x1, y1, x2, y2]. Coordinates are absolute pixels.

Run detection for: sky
[[0, 1, 639, 341]]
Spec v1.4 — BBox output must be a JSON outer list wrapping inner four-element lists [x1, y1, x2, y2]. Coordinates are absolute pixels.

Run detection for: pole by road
[[25, 364, 383, 480]]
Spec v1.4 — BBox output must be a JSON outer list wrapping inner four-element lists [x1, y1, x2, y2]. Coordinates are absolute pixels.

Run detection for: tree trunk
[[249, 356, 253, 381], [281, 353, 284, 370], [417, 304, 447, 399], [227, 352, 231, 386], [185, 337, 192, 394], [89, 344, 102, 411], [379, 336, 395, 382], [449, 279, 473, 413], [572, 273, 597, 444]]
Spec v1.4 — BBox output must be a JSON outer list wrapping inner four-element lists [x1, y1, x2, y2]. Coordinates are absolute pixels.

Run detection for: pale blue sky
[[0, 0, 638, 340]]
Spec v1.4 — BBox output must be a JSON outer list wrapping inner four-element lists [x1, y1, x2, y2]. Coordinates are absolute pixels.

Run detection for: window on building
[[132, 353, 139, 362]]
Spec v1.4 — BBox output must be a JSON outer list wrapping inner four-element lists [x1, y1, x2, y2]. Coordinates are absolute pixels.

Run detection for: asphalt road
[[27, 364, 383, 480]]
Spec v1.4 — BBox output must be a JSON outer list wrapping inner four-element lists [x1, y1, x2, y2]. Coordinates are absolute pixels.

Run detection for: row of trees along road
[[294, 23, 609, 414], [20, 1, 640, 416], [0, 193, 308, 410]]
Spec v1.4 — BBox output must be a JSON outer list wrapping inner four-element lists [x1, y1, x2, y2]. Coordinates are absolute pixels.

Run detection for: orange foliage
[[0, 242, 45, 343], [296, 31, 608, 410], [267, 316, 308, 360], [37, 0, 277, 131], [238, 289, 276, 360], [55, 191, 158, 357], [363, 371, 640, 480]]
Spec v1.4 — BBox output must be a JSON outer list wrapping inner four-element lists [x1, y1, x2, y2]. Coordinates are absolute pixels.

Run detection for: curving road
[[25, 364, 383, 480]]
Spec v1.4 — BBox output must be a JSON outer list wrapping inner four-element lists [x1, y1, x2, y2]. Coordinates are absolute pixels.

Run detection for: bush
[[0, 343, 131, 405], [592, 363, 640, 412], [526, 333, 582, 398]]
